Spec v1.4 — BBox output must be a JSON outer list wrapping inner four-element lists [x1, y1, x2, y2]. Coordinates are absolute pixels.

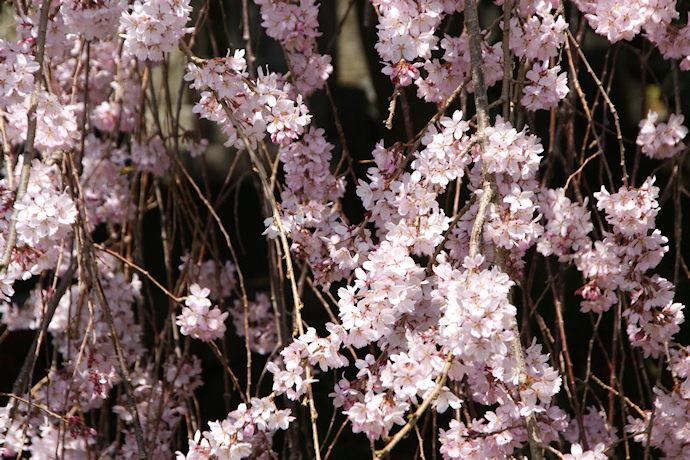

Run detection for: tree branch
[[464, 1, 544, 458]]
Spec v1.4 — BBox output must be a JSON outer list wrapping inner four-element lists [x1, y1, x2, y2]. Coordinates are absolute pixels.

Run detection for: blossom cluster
[[625, 346, 690, 456], [268, 126, 354, 287], [438, 115, 544, 276], [80, 135, 135, 225], [537, 188, 594, 262], [323, 108, 561, 447], [438, 339, 566, 458], [120, 0, 193, 62], [539, 176, 682, 361], [416, 31, 504, 101], [0, 159, 77, 300], [373, 0, 449, 75], [60, 0, 126, 41], [177, 284, 229, 342], [131, 137, 171, 177], [436, 264, 517, 363], [13, 160, 77, 249], [177, 397, 294, 460], [0, 39, 38, 107], [4, 91, 79, 155], [254, 0, 332, 95], [1, 0, 690, 458], [268, 325, 348, 400], [185, 51, 311, 148], [573, 0, 690, 68], [412, 110, 472, 188], [509, 12, 568, 62], [575, 0, 676, 42], [636, 110, 688, 159], [509, 3, 570, 110], [521, 62, 569, 111]]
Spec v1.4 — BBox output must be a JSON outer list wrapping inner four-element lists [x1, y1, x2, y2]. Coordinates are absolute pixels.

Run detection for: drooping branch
[[375, 355, 453, 458], [0, 0, 52, 276], [464, 1, 544, 458]]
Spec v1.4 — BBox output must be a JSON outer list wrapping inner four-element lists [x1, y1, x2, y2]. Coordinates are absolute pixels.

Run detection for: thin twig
[[86, 248, 147, 459], [590, 374, 647, 418], [567, 30, 628, 187], [94, 244, 182, 302]]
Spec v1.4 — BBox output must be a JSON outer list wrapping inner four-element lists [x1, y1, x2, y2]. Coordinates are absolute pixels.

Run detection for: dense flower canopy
[[0, 0, 689, 459]]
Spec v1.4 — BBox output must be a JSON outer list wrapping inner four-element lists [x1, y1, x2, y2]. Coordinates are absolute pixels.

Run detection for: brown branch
[[464, 1, 544, 458], [86, 248, 147, 459], [94, 243, 182, 302], [566, 30, 627, 187], [0, 0, 52, 276], [10, 255, 77, 416], [375, 355, 453, 458]]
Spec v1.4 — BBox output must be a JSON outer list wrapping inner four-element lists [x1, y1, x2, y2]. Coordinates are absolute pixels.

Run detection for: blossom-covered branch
[[0, 0, 688, 459]]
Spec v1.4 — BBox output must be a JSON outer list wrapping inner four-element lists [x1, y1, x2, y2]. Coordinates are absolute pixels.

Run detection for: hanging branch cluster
[[0, 0, 689, 459]]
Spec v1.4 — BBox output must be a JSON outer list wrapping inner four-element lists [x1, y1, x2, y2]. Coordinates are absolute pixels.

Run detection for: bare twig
[[86, 249, 148, 460], [94, 244, 182, 302], [566, 30, 628, 187], [10, 255, 77, 414]]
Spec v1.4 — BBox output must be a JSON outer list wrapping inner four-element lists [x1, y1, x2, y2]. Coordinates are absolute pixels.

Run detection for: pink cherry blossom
[[636, 110, 688, 159], [177, 283, 229, 342]]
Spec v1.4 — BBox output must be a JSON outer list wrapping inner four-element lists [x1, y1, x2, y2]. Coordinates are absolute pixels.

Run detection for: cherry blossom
[[521, 62, 569, 111], [120, 0, 193, 62], [636, 110, 688, 159], [60, 0, 126, 41], [509, 13, 568, 62], [0, 0, 689, 458], [177, 283, 229, 342], [562, 443, 607, 460]]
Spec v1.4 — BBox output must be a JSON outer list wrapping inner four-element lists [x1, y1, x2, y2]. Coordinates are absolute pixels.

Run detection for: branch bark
[[0, 0, 52, 276], [464, 1, 544, 458]]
